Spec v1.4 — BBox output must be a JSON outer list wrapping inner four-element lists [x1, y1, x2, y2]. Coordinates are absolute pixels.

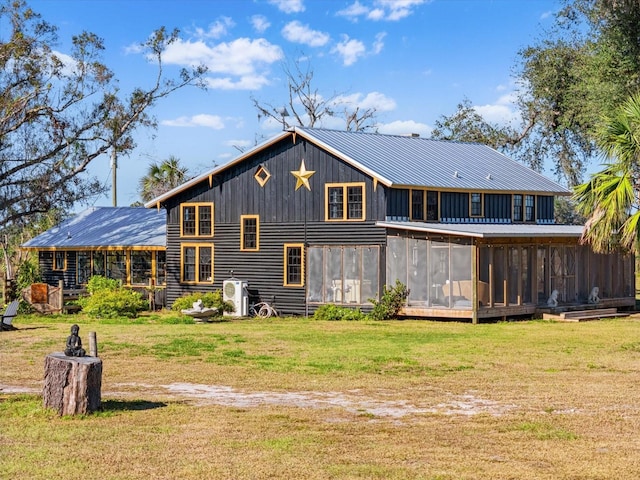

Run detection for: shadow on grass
[[101, 399, 167, 412]]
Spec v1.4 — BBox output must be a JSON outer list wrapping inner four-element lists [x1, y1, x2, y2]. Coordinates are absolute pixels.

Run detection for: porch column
[[472, 242, 478, 324], [488, 247, 494, 308]]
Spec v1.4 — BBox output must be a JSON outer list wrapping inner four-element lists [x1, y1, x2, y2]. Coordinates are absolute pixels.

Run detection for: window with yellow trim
[[254, 165, 271, 187], [131, 251, 152, 285], [525, 194, 535, 222], [325, 183, 365, 221], [181, 244, 213, 283], [513, 194, 523, 222], [241, 215, 259, 251], [181, 203, 213, 237], [284, 243, 304, 287], [53, 251, 66, 271], [470, 193, 483, 217], [411, 189, 424, 221], [426, 190, 439, 221]]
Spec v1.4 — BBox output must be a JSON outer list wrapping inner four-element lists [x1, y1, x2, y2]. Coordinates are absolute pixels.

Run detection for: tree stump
[[43, 353, 102, 415]]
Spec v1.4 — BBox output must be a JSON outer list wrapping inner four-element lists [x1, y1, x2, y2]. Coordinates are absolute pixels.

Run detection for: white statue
[[588, 287, 600, 304], [547, 290, 559, 307]]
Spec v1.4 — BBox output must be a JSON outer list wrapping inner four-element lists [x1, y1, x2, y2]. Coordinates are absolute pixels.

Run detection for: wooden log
[[43, 353, 102, 416]]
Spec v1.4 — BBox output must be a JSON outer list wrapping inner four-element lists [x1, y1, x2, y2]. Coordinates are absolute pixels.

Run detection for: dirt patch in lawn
[[1, 381, 518, 418], [108, 382, 518, 418]]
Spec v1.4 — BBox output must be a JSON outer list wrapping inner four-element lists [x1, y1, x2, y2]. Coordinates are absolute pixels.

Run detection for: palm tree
[[574, 93, 640, 253], [139, 156, 189, 202]]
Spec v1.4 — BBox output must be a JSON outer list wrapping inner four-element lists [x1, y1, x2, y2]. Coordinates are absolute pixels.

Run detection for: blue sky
[[26, 0, 559, 207]]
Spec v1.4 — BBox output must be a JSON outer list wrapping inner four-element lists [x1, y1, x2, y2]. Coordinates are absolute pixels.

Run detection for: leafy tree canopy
[[139, 155, 190, 203], [432, 0, 640, 188], [0, 0, 206, 232]]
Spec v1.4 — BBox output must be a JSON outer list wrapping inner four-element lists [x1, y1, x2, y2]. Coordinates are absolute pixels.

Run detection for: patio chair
[[1, 299, 19, 331]]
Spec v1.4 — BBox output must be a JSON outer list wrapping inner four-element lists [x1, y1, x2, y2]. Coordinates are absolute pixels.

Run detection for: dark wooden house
[[147, 127, 635, 321], [22, 207, 167, 290]]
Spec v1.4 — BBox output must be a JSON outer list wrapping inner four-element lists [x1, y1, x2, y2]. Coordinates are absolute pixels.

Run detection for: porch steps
[[543, 308, 629, 322]]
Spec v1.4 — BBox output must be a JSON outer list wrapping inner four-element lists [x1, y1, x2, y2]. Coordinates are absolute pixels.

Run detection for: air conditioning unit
[[223, 278, 248, 317]]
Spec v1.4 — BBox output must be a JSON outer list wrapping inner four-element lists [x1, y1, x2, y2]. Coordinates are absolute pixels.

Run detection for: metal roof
[[22, 207, 166, 249], [298, 128, 570, 194], [145, 127, 569, 207], [377, 221, 584, 239]]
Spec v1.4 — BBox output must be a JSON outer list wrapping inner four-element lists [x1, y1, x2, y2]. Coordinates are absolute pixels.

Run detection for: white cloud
[[367, 8, 386, 21], [162, 114, 225, 129], [372, 32, 386, 54], [161, 37, 283, 90], [194, 17, 235, 39], [473, 92, 521, 125], [269, 0, 305, 14], [382, 0, 427, 21], [377, 120, 432, 137], [337, 0, 427, 21], [251, 15, 271, 33], [332, 35, 366, 66], [282, 21, 330, 47], [205, 75, 272, 90], [51, 50, 78, 76], [336, 1, 369, 20], [333, 91, 397, 112]]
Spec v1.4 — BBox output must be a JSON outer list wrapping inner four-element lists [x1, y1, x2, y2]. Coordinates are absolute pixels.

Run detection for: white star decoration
[[291, 159, 315, 191]]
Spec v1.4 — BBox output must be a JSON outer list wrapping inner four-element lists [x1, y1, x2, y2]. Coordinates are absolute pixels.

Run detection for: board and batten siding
[[163, 137, 388, 314]]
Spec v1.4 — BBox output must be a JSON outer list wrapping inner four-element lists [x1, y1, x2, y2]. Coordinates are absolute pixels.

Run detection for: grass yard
[[2, 312, 640, 479]]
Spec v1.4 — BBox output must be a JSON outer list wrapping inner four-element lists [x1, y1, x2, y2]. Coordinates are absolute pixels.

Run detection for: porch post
[[472, 241, 478, 325], [488, 247, 494, 308], [503, 249, 509, 306]]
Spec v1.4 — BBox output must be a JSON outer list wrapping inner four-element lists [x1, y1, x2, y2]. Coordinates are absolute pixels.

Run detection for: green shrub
[[171, 291, 234, 315], [313, 304, 366, 321], [86, 275, 120, 294], [368, 280, 409, 320], [78, 276, 147, 318], [15, 257, 42, 295]]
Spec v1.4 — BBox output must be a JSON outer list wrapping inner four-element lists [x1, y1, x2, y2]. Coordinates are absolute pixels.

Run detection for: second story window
[[411, 190, 424, 221], [470, 193, 483, 217], [326, 183, 365, 221], [181, 203, 214, 237], [426, 191, 439, 221], [513, 194, 523, 222], [525, 195, 535, 222]]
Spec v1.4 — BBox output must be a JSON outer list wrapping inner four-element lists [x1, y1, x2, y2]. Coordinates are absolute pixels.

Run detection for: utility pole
[[111, 148, 117, 207]]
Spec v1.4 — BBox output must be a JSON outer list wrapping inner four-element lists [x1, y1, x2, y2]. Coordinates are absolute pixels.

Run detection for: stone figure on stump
[[64, 324, 86, 357]]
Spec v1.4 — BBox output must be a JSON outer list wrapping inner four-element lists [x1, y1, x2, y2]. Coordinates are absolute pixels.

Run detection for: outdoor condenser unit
[[223, 278, 248, 317]]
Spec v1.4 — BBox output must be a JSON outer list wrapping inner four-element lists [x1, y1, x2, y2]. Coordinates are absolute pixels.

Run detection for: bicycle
[[249, 301, 278, 318]]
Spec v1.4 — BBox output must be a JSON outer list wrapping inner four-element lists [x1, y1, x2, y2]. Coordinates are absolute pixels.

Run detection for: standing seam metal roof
[[21, 207, 166, 249], [296, 127, 570, 194], [145, 127, 569, 207]]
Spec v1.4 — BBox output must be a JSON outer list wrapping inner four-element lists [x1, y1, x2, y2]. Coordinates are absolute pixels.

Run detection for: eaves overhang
[[376, 221, 585, 239]]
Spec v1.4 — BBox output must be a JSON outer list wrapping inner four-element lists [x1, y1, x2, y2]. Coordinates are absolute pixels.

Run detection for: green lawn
[[2, 312, 640, 479]]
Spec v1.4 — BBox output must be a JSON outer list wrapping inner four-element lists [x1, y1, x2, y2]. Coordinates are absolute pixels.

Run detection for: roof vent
[[486, 174, 492, 180], [453, 171, 460, 178]]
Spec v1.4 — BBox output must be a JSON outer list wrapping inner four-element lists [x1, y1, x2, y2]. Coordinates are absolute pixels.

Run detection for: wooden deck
[[542, 307, 630, 322], [400, 297, 636, 322]]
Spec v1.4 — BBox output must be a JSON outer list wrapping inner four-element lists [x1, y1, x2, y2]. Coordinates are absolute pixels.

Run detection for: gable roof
[[21, 207, 166, 250], [146, 127, 569, 207], [299, 128, 569, 194]]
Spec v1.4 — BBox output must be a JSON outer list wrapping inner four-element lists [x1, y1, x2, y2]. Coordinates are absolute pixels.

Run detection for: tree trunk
[[43, 353, 102, 415]]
